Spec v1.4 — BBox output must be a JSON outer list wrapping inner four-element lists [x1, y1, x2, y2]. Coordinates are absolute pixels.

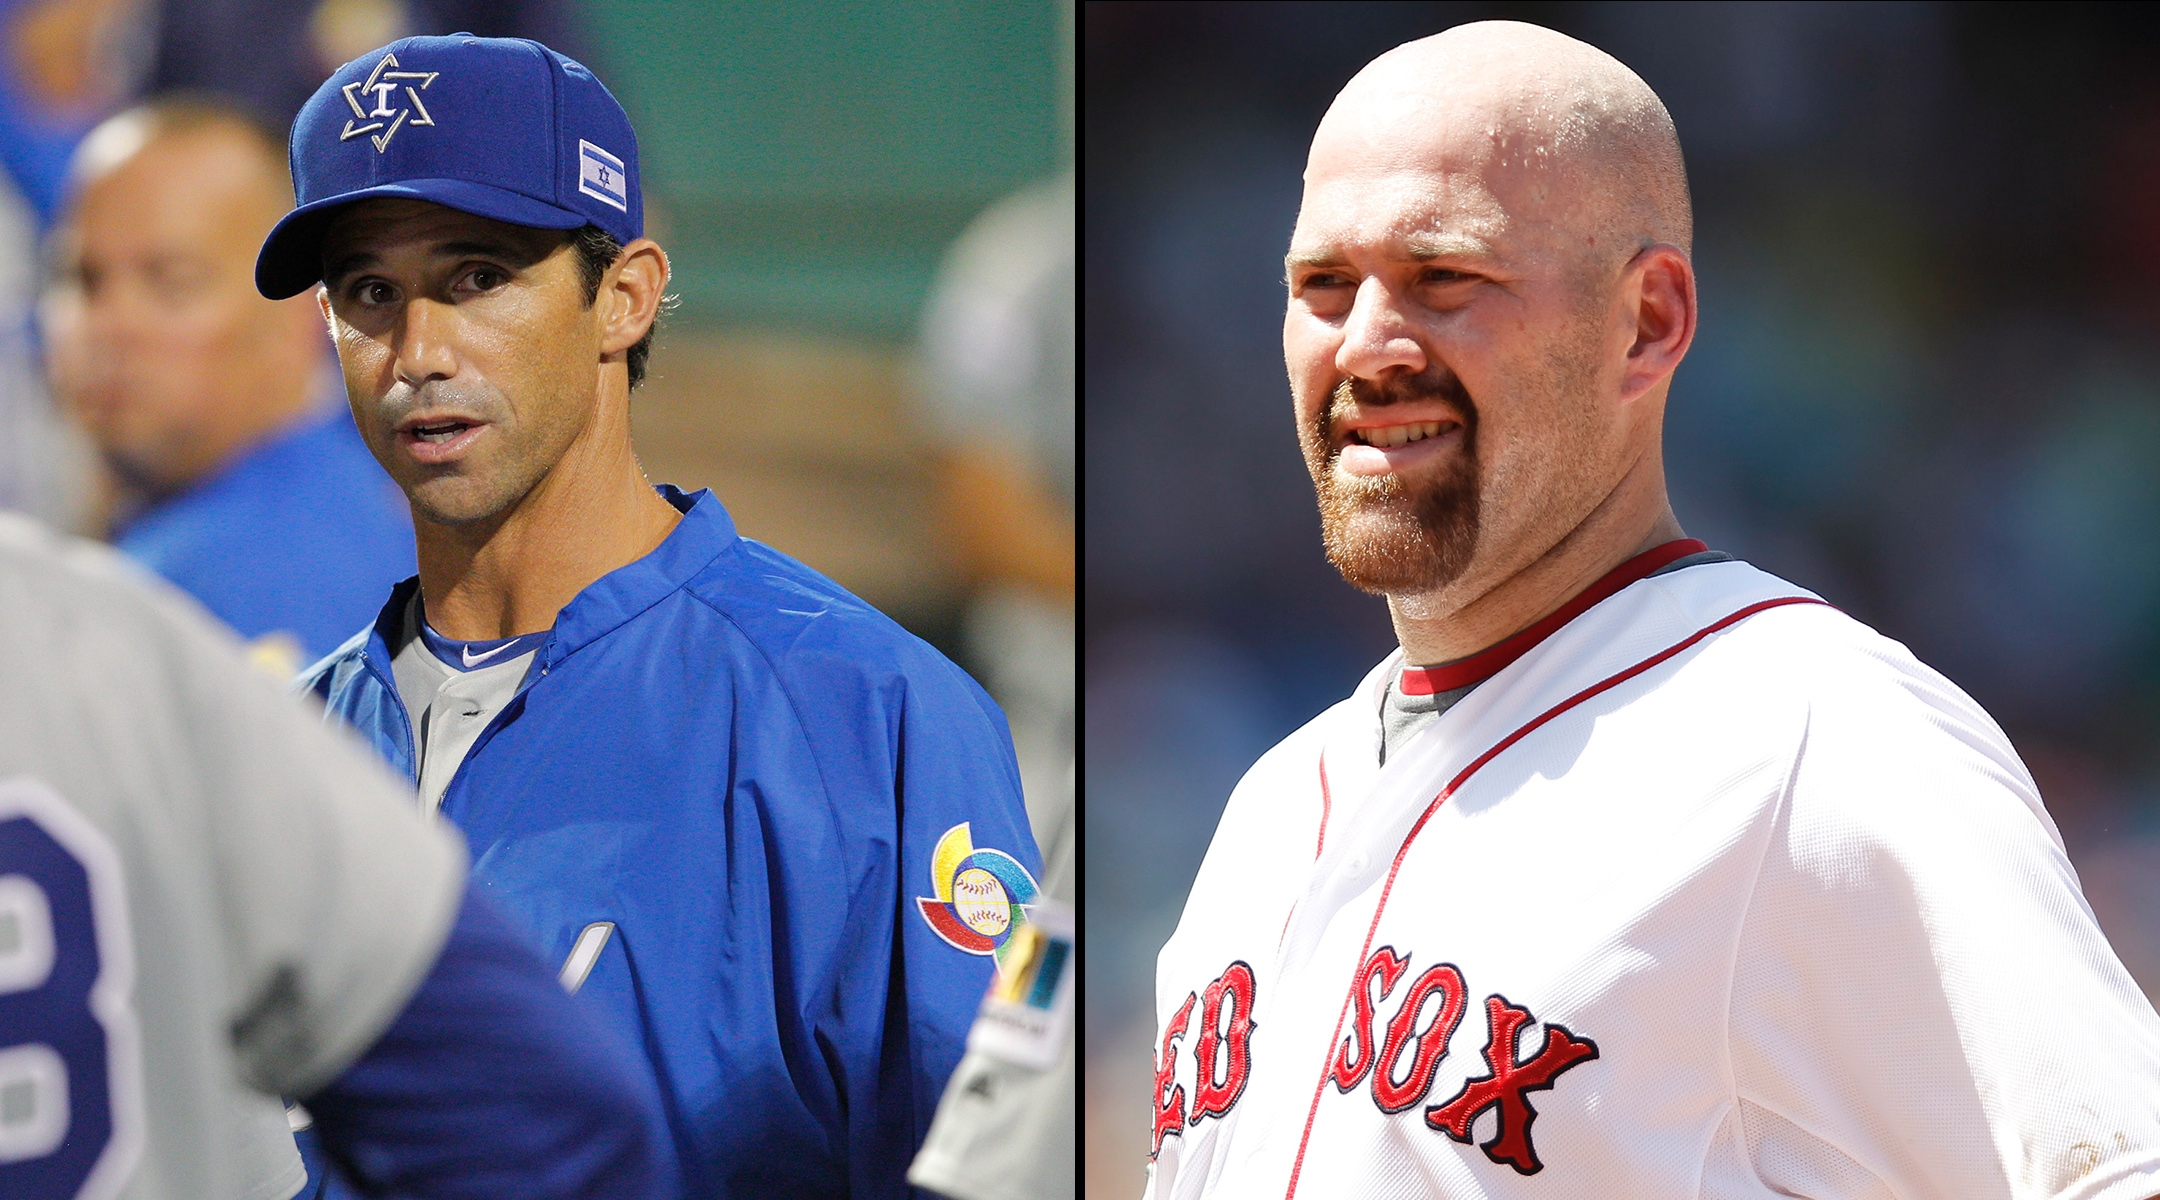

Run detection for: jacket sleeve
[[893, 661, 1039, 1198], [805, 643, 1039, 1200], [304, 881, 680, 1200]]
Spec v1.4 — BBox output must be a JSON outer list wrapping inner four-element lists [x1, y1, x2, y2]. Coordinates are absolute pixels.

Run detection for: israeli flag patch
[[578, 139, 628, 212]]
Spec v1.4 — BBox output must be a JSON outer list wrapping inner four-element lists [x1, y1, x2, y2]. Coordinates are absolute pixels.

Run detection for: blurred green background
[[595, 0, 1069, 338]]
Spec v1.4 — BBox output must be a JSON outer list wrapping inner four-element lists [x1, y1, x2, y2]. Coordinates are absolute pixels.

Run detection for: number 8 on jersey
[[0, 778, 143, 1200]]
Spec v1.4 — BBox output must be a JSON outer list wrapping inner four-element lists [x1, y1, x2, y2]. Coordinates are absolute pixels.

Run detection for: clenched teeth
[[1353, 420, 1448, 448]]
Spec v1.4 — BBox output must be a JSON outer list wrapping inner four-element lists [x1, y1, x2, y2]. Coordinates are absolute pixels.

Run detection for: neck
[[413, 396, 681, 640], [1387, 448, 1683, 666]]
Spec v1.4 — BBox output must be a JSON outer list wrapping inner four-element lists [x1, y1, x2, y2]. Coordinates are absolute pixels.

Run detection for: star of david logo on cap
[[340, 53, 439, 153]]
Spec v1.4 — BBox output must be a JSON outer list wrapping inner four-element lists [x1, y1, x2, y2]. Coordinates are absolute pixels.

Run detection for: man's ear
[[599, 239, 669, 355], [1618, 243, 1696, 404]]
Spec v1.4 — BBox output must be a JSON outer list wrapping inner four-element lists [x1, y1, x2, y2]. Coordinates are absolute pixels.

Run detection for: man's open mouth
[[1348, 420, 1452, 448], [409, 420, 476, 443]]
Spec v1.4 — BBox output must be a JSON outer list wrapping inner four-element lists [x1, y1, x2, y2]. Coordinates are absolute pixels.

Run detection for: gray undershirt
[[1378, 551, 1735, 765], [389, 594, 540, 815]]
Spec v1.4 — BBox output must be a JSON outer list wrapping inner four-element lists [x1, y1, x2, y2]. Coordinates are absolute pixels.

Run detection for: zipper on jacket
[[355, 648, 421, 783], [434, 637, 559, 819]]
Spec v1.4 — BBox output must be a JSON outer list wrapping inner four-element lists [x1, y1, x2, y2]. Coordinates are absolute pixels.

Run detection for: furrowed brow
[[1285, 233, 1495, 279], [1403, 232, 1491, 261], [1284, 247, 1347, 279]]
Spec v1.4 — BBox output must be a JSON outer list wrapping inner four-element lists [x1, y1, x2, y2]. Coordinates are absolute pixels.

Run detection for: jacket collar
[[356, 485, 739, 673], [547, 485, 736, 664]]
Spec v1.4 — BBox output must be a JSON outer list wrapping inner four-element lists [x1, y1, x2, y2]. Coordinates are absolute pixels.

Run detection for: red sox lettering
[[1153, 961, 1261, 1157], [1190, 961, 1258, 1123], [1426, 995, 1600, 1175], [1329, 946, 1597, 1175], [1353, 952, 1468, 1113], [1328, 945, 1410, 1094], [1156, 951, 1597, 1178], [1152, 991, 1196, 1157]]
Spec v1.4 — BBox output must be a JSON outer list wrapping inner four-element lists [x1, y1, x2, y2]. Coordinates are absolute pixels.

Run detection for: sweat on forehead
[[1303, 21, 1691, 258]]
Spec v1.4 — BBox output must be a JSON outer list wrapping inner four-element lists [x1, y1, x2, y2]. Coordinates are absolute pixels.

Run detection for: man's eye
[[359, 282, 395, 304], [145, 262, 210, 291], [1421, 268, 1471, 285], [467, 268, 504, 290]]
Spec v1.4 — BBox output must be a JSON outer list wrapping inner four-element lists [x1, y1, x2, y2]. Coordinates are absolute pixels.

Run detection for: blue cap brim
[[254, 178, 592, 299]]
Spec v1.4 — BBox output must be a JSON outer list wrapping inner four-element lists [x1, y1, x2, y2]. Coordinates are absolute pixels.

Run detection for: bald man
[[1146, 22, 2160, 1200], [43, 97, 414, 671]]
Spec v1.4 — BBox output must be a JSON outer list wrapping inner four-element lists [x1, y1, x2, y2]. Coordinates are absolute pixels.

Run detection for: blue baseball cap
[[255, 33, 642, 299]]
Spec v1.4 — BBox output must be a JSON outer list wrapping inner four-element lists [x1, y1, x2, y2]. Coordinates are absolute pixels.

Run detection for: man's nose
[[395, 298, 460, 386], [1336, 276, 1427, 381]]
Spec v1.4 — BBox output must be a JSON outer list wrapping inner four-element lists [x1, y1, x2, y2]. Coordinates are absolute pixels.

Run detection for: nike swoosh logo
[[461, 642, 518, 667]]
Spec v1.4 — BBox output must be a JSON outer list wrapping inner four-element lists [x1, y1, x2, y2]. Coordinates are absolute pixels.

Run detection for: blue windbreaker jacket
[[299, 486, 1039, 1198]]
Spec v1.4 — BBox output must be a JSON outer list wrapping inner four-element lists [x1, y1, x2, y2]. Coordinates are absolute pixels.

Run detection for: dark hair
[[570, 225, 659, 389]]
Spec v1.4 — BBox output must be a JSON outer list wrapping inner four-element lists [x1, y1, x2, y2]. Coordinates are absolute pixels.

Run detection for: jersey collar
[[416, 618, 549, 671], [356, 485, 741, 678], [1399, 538, 1709, 697], [544, 485, 740, 666]]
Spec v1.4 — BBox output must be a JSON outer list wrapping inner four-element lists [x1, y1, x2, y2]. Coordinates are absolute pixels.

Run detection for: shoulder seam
[[1720, 701, 1810, 1137], [679, 583, 843, 813], [1725, 1090, 1895, 1192]]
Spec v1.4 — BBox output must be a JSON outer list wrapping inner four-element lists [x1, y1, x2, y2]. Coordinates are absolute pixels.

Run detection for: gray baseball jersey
[[0, 513, 466, 1200]]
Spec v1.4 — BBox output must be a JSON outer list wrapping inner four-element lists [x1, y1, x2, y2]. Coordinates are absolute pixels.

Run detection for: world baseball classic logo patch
[[917, 822, 1039, 971]]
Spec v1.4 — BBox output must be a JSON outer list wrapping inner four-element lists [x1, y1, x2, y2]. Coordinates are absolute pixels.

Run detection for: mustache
[[1317, 368, 1478, 448], [371, 379, 506, 419]]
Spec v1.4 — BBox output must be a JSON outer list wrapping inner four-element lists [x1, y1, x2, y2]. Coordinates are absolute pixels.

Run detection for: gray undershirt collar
[[1378, 550, 1735, 765], [389, 593, 540, 814]]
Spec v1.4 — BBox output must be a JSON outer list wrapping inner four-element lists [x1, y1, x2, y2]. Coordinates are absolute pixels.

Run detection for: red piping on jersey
[[1398, 539, 1708, 696], [1280, 594, 1829, 1199], [1315, 750, 1333, 861]]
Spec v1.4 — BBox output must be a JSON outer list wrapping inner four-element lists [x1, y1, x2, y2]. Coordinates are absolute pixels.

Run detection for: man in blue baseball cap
[[260, 34, 1039, 1200]]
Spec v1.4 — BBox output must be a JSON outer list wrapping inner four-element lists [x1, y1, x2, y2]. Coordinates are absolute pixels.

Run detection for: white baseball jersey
[[0, 514, 466, 1200], [1147, 555, 2160, 1200]]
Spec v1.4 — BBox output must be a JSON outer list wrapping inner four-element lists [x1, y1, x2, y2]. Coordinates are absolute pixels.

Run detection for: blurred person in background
[[41, 96, 415, 672], [0, 0, 590, 538], [0, 0, 144, 227], [149, 0, 588, 129], [907, 172, 1075, 1200], [0, 0, 142, 527], [913, 172, 1073, 856]]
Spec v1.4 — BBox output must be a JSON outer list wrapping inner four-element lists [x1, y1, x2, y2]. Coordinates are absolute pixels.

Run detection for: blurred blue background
[[1085, 3, 2160, 1193]]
